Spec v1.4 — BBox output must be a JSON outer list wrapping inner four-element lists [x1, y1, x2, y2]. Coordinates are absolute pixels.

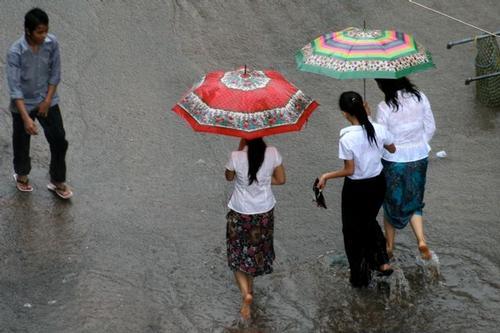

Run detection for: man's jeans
[[12, 104, 68, 183]]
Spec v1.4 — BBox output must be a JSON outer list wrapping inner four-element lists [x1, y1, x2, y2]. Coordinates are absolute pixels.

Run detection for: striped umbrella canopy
[[296, 27, 435, 79], [172, 67, 319, 140]]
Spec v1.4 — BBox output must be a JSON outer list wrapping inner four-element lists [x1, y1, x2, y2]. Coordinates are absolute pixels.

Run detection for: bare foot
[[379, 263, 391, 271], [244, 293, 253, 305], [419, 244, 432, 260], [387, 248, 393, 259], [378, 263, 394, 276], [240, 293, 253, 320]]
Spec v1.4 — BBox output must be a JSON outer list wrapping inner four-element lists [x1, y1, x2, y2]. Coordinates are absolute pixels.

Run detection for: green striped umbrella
[[296, 27, 435, 79]]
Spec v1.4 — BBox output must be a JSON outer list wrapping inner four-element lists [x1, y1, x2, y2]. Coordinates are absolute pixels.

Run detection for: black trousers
[[12, 104, 68, 183], [341, 173, 389, 287]]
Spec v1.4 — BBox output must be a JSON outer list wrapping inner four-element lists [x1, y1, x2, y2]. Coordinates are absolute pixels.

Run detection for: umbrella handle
[[362, 20, 366, 100], [363, 78, 366, 100]]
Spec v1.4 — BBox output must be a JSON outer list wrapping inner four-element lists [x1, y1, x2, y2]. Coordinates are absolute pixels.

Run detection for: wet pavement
[[1, 0, 499, 332]]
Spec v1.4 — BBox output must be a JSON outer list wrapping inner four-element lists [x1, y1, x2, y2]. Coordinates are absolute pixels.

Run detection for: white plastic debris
[[436, 150, 447, 158], [23, 303, 32, 308]]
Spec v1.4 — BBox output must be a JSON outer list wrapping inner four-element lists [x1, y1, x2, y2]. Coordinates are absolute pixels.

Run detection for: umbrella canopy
[[296, 27, 435, 79], [172, 67, 319, 140]]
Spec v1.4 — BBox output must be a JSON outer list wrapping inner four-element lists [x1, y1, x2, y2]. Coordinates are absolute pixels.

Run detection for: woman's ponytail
[[339, 91, 377, 146], [247, 138, 267, 185]]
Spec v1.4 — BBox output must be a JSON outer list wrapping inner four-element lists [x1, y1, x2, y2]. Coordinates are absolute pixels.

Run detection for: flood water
[[1, 1, 499, 332]]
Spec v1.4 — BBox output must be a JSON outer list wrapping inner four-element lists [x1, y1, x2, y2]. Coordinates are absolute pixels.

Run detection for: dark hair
[[247, 138, 267, 185], [25, 8, 49, 33], [375, 77, 421, 110], [339, 91, 377, 146]]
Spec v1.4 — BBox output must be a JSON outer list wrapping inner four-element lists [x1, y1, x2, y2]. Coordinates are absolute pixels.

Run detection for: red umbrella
[[172, 67, 319, 140]]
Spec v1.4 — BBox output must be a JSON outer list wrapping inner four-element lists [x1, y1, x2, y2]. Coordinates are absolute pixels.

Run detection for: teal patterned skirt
[[382, 158, 428, 229]]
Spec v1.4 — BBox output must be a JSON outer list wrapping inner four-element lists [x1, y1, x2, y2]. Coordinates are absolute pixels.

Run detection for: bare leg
[[410, 214, 431, 260], [234, 271, 253, 320], [248, 276, 254, 295], [243, 275, 253, 317], [384, 218, 395, 259]]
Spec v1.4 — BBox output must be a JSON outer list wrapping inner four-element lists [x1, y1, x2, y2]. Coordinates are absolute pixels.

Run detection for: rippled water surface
[[1, 0, 499, 332]]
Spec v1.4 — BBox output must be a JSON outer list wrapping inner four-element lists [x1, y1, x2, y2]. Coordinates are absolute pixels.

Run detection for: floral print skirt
[[226, 209, 275, 277]]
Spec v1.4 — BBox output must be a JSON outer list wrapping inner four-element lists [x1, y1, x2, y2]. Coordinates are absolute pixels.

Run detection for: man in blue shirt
[[6, 8, 72, 199]]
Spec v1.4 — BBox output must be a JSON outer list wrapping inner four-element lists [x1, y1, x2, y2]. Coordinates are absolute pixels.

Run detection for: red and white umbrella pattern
[[172, 67, 319, 140]]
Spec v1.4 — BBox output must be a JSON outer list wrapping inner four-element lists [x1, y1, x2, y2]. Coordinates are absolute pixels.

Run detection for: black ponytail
[[247, 138, 267, 185], [339, 91, 377, 146]]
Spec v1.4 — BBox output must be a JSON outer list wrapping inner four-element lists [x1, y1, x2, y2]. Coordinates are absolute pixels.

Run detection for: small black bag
[[313, 178, 327, 209]]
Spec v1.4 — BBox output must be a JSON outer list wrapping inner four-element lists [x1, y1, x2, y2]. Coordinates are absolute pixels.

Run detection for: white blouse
[[375, 91, 436, 162], [339, 122, 394, 180], [226, 146, 282, 214]]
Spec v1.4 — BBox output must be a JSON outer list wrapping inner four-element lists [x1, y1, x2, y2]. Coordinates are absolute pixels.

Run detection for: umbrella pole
[[363, 20, 366, 100], [363, 78, 366, 101]]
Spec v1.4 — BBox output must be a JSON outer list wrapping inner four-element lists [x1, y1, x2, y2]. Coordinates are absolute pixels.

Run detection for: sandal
[[13, 174, 33, 192], [47, 182, 73, 199]]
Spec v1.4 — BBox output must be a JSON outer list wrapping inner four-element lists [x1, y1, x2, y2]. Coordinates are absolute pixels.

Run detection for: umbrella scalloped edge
[[172, 99, 319, 140]]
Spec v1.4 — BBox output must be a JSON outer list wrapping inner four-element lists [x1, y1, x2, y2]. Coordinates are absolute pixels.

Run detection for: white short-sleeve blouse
[[339, 122, 394, 179], [226, 146, 282, 214]]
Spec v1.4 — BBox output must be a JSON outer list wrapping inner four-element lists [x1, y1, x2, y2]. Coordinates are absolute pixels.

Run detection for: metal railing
[[447, 31, 500, 87]]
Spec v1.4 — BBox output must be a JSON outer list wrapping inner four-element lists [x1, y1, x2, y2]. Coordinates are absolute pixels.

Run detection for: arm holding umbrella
[[238, 138, 247, 151], [363, 101, 372, 116]]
